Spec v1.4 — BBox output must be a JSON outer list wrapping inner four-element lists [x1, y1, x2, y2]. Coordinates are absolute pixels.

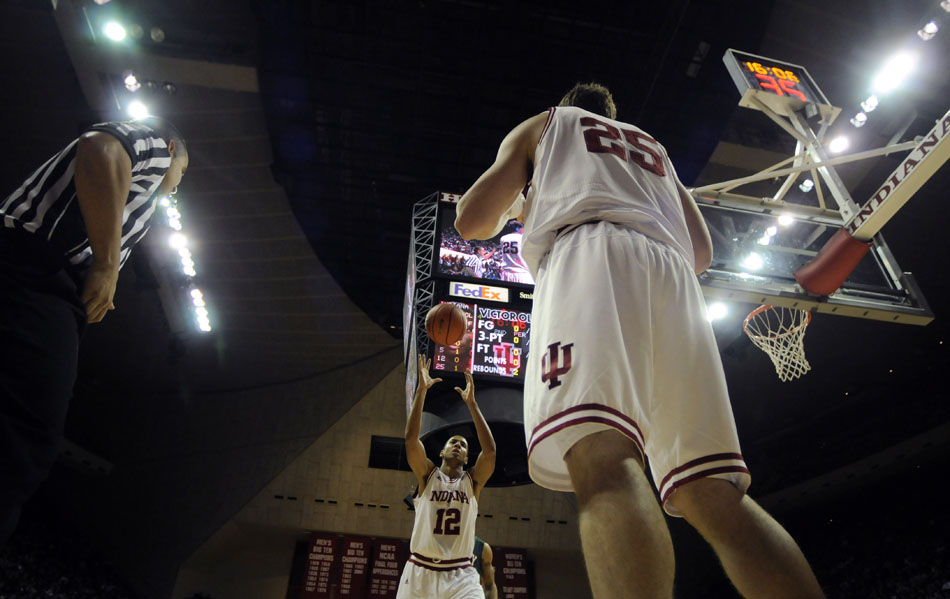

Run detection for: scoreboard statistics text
[[432, 301, 531, 382]]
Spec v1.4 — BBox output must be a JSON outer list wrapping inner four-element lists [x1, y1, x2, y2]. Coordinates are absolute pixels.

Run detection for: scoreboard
[[406, 191, 534, 390], [431, 301, 531, 381]]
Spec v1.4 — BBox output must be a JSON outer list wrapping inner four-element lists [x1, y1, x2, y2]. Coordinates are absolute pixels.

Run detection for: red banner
[[301, 533, 338, 598], [336, 536, 371, 598], [495, 546, 529, 599], [367, 539, 409, 599]]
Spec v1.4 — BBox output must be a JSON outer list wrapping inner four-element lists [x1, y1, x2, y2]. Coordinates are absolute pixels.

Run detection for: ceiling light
[[706, 302, 728, 322], [169, 232, 187, 250], [778, 214, 795, 227], [766, 225, 778, 236], [860, 94, 879, 113], [799, 178, 814, 193], [123, 73, 141, 92], [917, 21, 938, 41], [742, 252, 764, 271], [191, 289, 204, 299], [942, 0, 950, 13], [757, 235, 772, 246], [103, 21, 126, 41], [850, 112, 868, 128], [127, 100, 149, 119], [872, 52, 917, 93], [828, 136, 849, 153]]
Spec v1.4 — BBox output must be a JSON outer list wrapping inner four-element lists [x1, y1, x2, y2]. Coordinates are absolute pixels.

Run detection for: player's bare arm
[[405, 354, 441, 489], [481, 541, 498, 599], [455, 112, 548, 240], [676, 179, 713, 273], [454, 372, 496, 499], [74, 131, 133, 323]]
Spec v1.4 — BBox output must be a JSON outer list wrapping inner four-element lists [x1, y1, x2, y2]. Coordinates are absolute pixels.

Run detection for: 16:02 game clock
[[723, 49, 839, 121]]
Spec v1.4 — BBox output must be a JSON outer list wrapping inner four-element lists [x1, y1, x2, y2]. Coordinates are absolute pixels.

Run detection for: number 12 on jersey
[[433, 508, 461, 535]]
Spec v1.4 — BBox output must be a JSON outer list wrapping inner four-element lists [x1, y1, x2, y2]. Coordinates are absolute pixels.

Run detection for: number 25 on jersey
[[580, 116, 667, 178]]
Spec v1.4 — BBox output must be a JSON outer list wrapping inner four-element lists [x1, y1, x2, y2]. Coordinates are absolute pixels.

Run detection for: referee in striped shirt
[[0, 117, 188, 545]]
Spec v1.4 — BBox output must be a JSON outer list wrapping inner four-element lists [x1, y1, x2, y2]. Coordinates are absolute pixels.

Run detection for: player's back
[[521, 106, 693, 275]]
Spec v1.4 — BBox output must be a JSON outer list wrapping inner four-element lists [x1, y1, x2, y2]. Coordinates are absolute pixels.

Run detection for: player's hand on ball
[[418, 354, 442, 390], [454, 372, 475, 406]]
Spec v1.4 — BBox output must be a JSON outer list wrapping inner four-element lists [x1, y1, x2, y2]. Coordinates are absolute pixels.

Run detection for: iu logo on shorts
[[541, 342, 573, 389]]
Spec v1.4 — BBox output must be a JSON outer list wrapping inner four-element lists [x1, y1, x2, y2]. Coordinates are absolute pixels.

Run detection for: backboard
[[690, 50, 942, 326]]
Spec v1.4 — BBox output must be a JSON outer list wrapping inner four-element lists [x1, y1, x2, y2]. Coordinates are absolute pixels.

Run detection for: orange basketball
[[425, 303, 468, 345]]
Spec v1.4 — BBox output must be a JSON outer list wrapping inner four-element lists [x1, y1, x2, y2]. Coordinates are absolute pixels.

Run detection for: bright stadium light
[[757, 235, 772, 246], [742, 252, 764, 271], [778, 214, 795, 227], [860, 94, 879, 113], [942, 0, 950, 13], [799, 178, 815, 193], [707, 302, 729, 322], [766, 225, 778, 237], [917, 21, 938, 41], [168, 232, 187, 250], [103, 21, 126, 41], [123, 72, 141, 92], [850, 112, 868, 128], [872, 52, 917, 93], [127, 100, 149, 119], [828, 136, 850, 153]]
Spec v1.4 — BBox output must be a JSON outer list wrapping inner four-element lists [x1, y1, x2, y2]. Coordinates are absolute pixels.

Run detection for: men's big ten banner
[[301, 533, 338, 598]]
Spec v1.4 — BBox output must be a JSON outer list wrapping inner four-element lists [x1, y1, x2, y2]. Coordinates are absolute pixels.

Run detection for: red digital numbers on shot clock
[[744, 61, 807, 102]]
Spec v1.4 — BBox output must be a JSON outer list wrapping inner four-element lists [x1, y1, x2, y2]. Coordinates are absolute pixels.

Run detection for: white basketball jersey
[[521, 106, 694, 276], [498, 231, 533, 283], [409, 468, 478, 561]]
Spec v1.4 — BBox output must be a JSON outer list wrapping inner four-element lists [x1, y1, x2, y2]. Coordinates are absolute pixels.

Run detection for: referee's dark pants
[[0, 229, 86, 546]]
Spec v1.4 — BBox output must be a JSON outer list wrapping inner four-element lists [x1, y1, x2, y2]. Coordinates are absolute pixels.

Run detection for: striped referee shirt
[[0, 121, 171, 272]]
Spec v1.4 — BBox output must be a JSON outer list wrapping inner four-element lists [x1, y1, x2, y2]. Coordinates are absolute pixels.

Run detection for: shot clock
[[723, 49, 839, 122]]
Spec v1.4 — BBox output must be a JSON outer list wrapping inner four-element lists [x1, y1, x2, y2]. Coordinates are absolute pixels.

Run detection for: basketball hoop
[[743, 305, 812, 382]]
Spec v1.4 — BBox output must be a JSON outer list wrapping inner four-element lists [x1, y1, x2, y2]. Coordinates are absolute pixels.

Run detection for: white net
[[743, 305, 812, 382]]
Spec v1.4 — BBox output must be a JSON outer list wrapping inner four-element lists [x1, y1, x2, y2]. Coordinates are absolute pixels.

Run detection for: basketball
[[425, 303, 468, 345]]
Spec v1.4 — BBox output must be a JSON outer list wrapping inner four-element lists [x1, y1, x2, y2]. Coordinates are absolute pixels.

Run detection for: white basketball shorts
[[524, 222, 751, 516], [396, 555, 482, 599]]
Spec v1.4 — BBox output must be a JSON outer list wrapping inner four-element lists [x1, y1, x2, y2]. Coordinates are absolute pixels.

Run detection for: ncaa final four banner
[[367, 539, 409, 599]]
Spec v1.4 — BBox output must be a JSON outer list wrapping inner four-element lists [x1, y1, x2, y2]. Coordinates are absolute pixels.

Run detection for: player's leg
[[0, 264, 85, 546], [669, 478, 823, 598], [564, 429, 674, 599]]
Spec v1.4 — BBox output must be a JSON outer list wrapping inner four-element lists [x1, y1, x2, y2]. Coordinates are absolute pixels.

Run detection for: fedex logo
[[449, 282, 509, 303]]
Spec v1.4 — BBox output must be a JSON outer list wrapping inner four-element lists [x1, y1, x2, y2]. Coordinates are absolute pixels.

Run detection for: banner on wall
[[301, 533, 339, 599], [495, 546, 530, 599], [367, 539, 409, 599]]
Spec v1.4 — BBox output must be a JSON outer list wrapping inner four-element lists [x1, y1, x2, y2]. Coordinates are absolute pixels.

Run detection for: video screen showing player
[[437, 202, 534, 286], [430, 301, 531, 382]]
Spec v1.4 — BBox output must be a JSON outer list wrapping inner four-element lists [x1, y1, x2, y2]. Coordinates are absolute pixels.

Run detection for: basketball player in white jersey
[[498, 223, 532, 284], [399, 354, 496, 599], [454, 83, 822, 598]]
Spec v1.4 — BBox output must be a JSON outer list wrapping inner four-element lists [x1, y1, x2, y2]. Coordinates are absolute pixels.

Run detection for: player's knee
[[667, 477, 742, 521], [564, 430, 645, 495]]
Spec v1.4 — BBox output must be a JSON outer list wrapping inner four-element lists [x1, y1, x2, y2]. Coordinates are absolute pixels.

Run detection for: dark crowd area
[[0, 500, 140, 599]]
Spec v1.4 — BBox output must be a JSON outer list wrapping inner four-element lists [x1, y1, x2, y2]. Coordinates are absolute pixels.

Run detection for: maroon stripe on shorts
[[660, 465, 752, 504], [528, 415, 644, 460], [531, 403, 645, 441], [658, 452, 745, 491]]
